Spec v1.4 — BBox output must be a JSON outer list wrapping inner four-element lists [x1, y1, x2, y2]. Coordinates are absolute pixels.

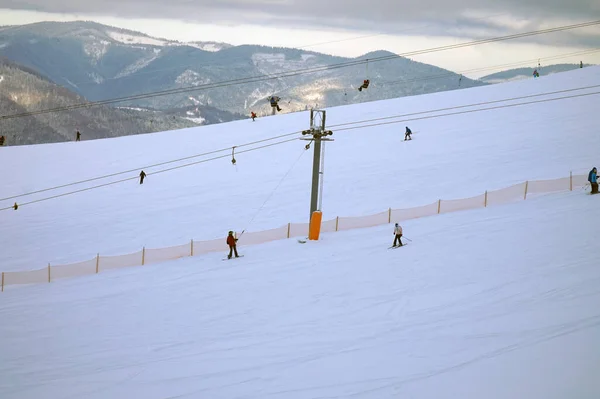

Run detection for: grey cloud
[[2, 0, 600, 47]]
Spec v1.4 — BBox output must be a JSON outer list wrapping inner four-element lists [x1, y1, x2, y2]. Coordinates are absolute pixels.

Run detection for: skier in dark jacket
[[76, 131, 81, 141], [358, 79, 370, 92], [589, 167, 598, 194], [404, 127, 412, 141], [269, 96, 282, 112], [227, 231, 239, 259], [139, 170, 146, 184]]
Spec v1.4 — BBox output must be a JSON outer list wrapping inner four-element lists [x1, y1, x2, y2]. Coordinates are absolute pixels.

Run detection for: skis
[[222, 255, 244, 261], [388, 243, 408, 249]]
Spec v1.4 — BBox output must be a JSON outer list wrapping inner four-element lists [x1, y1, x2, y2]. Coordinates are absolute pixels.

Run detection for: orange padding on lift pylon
[[309, 211, 323, 240]]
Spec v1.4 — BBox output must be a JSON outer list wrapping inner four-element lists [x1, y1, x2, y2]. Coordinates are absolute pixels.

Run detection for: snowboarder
[[250, 111, 257, 121], [76, 131, 81, 141], [404, 126, 412, 141], [588, 167, 598, 194], [358, 79, 370, 92], [227, 231, 239, 259], [392, 223, 403, 247], [139, 170, 146, 184]]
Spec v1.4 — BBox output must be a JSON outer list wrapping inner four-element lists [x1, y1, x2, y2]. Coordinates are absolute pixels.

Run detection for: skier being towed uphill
[[227, 231, 239, 259]]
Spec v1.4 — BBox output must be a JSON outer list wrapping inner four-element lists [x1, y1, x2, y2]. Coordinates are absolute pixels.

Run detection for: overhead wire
[[238, 145, 310, 239], [2, 19, 599, 121], [379, 48, 600, 87], [162, 47, 600, 115], [333, 90, 600, 133], [4, 82, 600, 202], [2, 84, 599, 211], [328, 83, 600, 128], [0, 136, 301, 211], [67, 11, 513, 87], [0, 129, 304, 202]]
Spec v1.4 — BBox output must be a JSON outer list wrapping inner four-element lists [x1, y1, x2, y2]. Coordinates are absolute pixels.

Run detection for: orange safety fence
[[1, 172, 590, 291]]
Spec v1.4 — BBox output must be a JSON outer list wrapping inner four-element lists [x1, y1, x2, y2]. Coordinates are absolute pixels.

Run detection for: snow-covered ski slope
[[0, 66, 599, 274], [1, 191, 599, 398]]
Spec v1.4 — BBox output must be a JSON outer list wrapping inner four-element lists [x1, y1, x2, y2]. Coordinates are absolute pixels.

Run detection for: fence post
[[191, 240, 194, 256], [95, 253, 100, 274], [524, 181, 529, 200], [570, 171, 573, 191], [484, 191, 488, 207], [1, 272, 4, 292], [335, 216, 339, 231], [142, 247, 145, 265], [388, 208, 391, 223], [437, 199, 441, 214], [287, 223, 291, 238], [48, 263, 51, 283]]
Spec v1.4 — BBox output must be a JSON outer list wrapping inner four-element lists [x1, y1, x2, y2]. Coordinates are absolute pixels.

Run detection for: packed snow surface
[[0, 191, 599, 398], [0, 63, 599, 399], [0, 67, 598, 272]]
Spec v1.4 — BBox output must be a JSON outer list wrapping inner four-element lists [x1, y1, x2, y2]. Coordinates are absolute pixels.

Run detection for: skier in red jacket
[[227, 231, 239, 259]]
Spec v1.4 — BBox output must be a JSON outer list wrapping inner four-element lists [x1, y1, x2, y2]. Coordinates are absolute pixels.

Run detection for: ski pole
[[403, 236, 413, 242]]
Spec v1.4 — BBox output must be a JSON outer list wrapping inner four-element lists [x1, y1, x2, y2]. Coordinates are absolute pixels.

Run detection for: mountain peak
[[0, 20, 233, 51], [355, 50, 399, 59]]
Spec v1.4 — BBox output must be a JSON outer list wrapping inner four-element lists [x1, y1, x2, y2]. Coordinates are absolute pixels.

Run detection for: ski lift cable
[[4, 82, 599, 203], [67, 12, 515, 87], [0, 130, 304, 202], [333, 47, 600, 98], [2, 88, 598, 211], [333, 90, 600, 133], [3, 19, 599, 121], [213, 49, 599, 114], [237, 145, 309, 239], [328, 83, 600, 129], [0, 136, 302, 211]]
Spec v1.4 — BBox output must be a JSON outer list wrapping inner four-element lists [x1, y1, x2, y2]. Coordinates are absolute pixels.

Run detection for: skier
[[0, 135, 5, 146], [227, 231, 239, 259], [533, 69, 539, 78], [76, 130, 81, 141], [269, 96, 282, 113], [139, 170, 146, 184], [588, 167, 598, 194], [250, 111, 257, 121], [358, 79, 370, 92], [404, 126, 412, 141], [580, 61, 583, 68], [392, 223, 403, 247]]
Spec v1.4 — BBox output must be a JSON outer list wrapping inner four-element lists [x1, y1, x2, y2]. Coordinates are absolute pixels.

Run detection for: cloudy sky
[[1, 1, 599, 76]]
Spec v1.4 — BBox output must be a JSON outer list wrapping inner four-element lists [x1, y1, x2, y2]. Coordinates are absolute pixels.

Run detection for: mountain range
[[0, 21, 484, 117], [0, 58, 213, 145], [2, 20, 594, 145]]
